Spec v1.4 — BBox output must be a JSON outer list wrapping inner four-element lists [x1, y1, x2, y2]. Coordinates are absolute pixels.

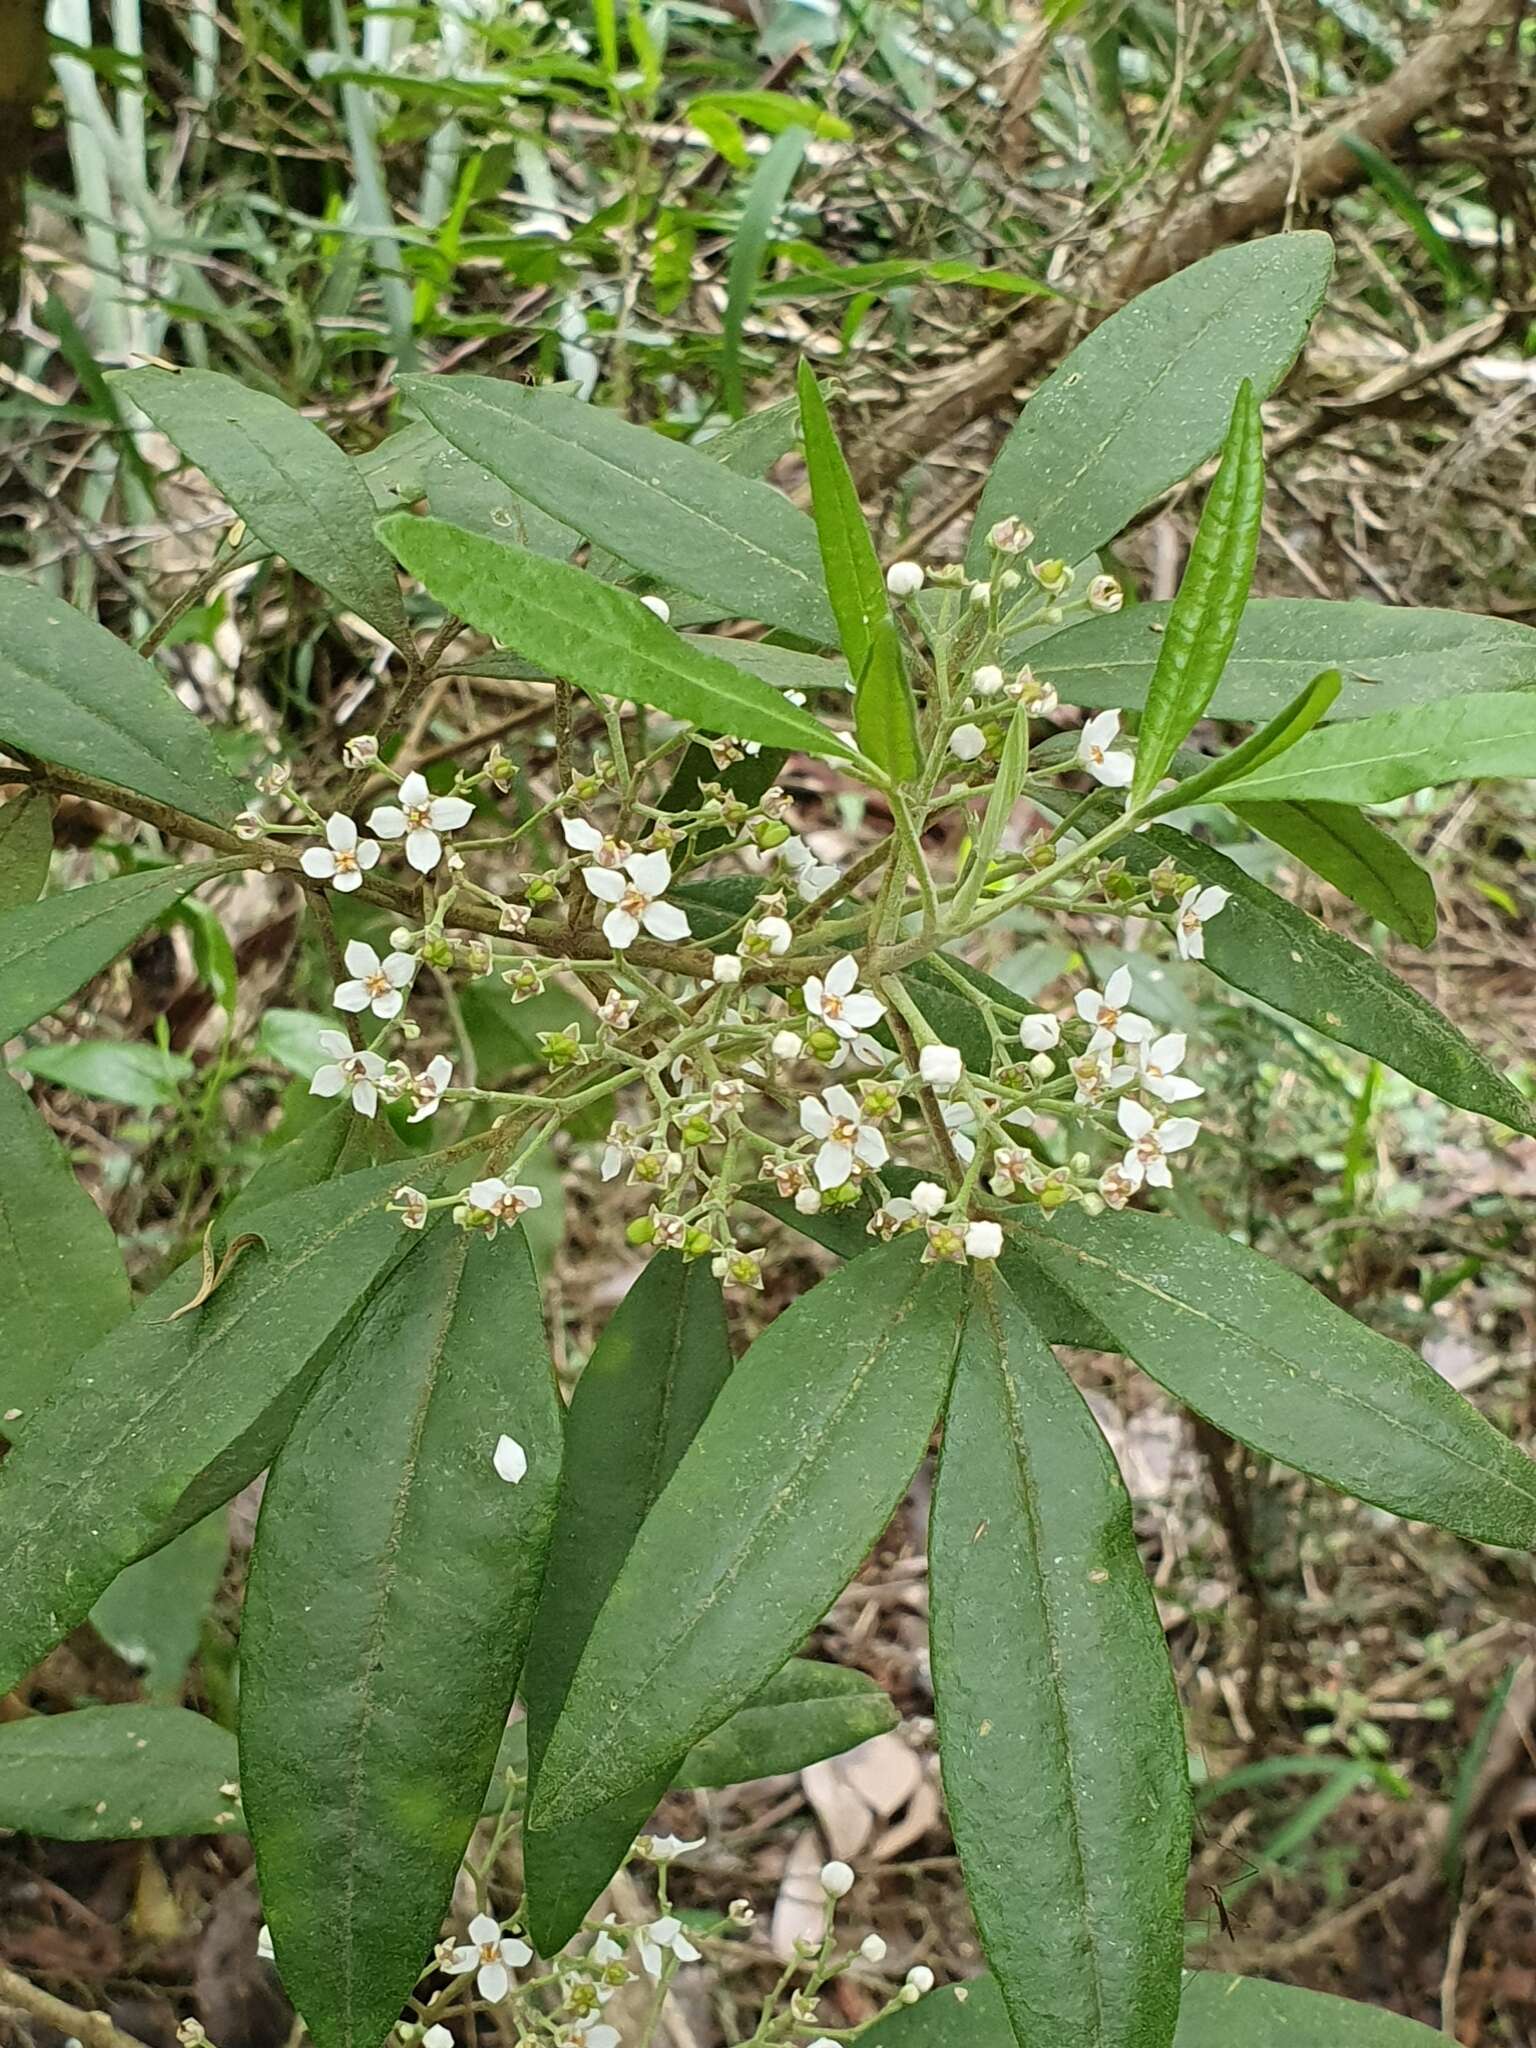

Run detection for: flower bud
[[820, 1860, 855, 1899], [710, 954, 743, 985], [753, 817, 792, 850], [341, 734, 380, 768], [771, 1029, 802, 1060], [970, 664, 1005, 697], [885, 560, 924, 597], [919, 1044, 963, 1093], [1088, 574, 1123, 613], [793, 1186, 823, 1215], [626, 1216, 656, 1246], [964, 1219, 1003, 1261], [525, 875, 558, 905], [807, 1026, 840, 1061], [949, 723, 986, 763], [907, 1966, 935, 1995], [910, 1180, 946, 1218], [639, 594, 671, 623], [987, 516, 1033, 555], [996, 568, 1022, 593], [967, 580, 991, 607], [728, 1898, 755, 1925], [861, 1934, 887, 1963]]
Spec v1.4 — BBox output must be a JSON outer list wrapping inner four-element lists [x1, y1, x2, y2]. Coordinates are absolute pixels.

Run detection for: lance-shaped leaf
[[112, 367, 411, 649], [532, 1242, 965, 1829], [0, 1706, 241, 1841], [241, 1225, 561, 2048], [1130, 381, 1264, 806], [797, 361, 919, 779], [1144, 669, 1341, 818], [1003, 1209, 1536, 1548], [968, 234, 1331, 573], [0, 1074, 131, 1438], [0, 582, 241, 823], [1031, 596, 1536, 725], [0, 1163, 412, 1695], [522, 1254, 733, 1953], [0, 865, 213, 1043], [398, 375, 836, 643], [1231, 800, 1436, 947], [379, 516, 857, 764], [0, 790, 53, 911], [931, 1271, 1188, 2048], [1214, 692, 1536, 807]]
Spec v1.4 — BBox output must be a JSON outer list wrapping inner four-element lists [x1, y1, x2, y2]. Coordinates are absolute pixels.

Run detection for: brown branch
[[852, 0, 1512, 497], [0, 1963, 156, 2048]]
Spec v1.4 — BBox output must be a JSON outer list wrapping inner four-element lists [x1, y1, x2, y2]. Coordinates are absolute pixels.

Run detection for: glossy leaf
[[1131, 380, 1264, 805], [674, 1660, 897, 1788], [0, 790, 53, 911], [797, 361, 919, 779], [1215, 692, 1536, 807], [0, 1163, 413, 1695], [969, 234, 1331, 572], [1032, 597, 1536, 725], [112, 367, 411, 648], [0, 1074, 130, 1440], [89, 1512, 227, 1700], [1003, 1208, 1536, 1547], [242, 1224, 561, 2048], [0, 865, 208, 1046], [0, 1706, 241, 1841], [1232, 800, 1436, 947], [398, 376, 835, 643], [931, 1271, 1187, 2048], [532, 1242, 965, 1829], [380, 516, 856, 762], [0, 581, 241, 824], [522, 1254, 733, 1953]]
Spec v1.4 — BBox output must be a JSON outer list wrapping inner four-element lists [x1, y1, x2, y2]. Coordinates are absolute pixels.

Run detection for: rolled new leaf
[[241, 1224, 561, 2048], [930, 1270, 1188, 2048]]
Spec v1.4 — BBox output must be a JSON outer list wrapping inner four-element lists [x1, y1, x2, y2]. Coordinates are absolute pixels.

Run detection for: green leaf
[[1131, 380, 1265, 805], [0, 582, 242, 824], [379, 515, 855, 762], [1214, 692, 1536, 806], [20, 1040, 193, 1110], [685, 88, 852, 143], [241, 1224, 561, 2048], [687, 635, 849, 696], [0, 1162, 414, 1695], [723, 127, 809, 419], [1148, 670, 1342, 819], [930, 1271, 1188, 2048], [111, 367, 412, 649], [89, 1512, 227, 1701], [0, 1074, 130, 1440], [1231, 800, 1436, 947], [532, 1242, 965, 1829], [0, 1706, 241, 1841], [796, 361, 919, 779], [969, 234, 1332, 572], [673, 1660, 897, 1788], [1032, 597, 1536, 725], [398, 376, 835, 643], [522, 1254, 733, 1954], [1003, 1208, 1536, 1547], [0, 865, 209, 1045], [0, 790, 53, 911]]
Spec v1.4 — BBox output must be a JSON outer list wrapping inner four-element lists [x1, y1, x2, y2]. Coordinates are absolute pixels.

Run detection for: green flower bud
[[626, 1216, 656, 1246]]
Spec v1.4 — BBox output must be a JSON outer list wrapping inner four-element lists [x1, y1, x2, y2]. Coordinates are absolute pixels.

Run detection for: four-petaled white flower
[[459, 1177, 544, 1238], [804, 955, 884, 1042], [333, 939, 416, 1019], [310, 1031, 388, 1115], [800, 1084, 889, 1189], [637, 1915, 700, 1980], [1139, 1032, 1202, 1105], [1019, 1013, 1061, 1053], [1077, 710, 1134, 788], [406, 1053, 453, 1123], [1175, 884, 1231, 961], [561, 816, 628, 866], [445, 1913, 532, 2002], [368, 772, 475, 874], [493, 1433, 527, 1484], [300, 813, 380, 893], [1075, 965, 1152, 1052], [582, 851, 691, 951], [781, 836, 840, 902], [1117, 1098, 1200, 1189]]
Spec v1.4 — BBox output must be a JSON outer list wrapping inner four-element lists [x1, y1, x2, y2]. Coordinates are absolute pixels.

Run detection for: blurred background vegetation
[[2, 2, 1536, 2042]]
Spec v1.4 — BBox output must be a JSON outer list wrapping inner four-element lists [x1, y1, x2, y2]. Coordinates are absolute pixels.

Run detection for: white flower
[[1019, 1013, 1061, 1053], [644, 1832, 704, 1861], [780, 836, 841, 902], [909, 1180, 946, 1218], [1075, 965, 1153, 1052], [422, 2027, 453, 2048], [1139, 1033, 1202, 1105], [458, 1177, 544, 1238], [368, 772, 475, 874], [563, 2023, 619, 2048], [949, 722, 986, 762], [560, 815, 607, 856], [582, 851, 691, 951], [637, 1916, 700, 1979], [971, 664, 1004, 697], [406, 1053, 453, 1123], [256, 1924, 275, 1962], [804, 955, 884, 1041], [710, 954, 743, 985], [309, 1032, 388, 1116], [446, 1913, 532, 2002], [493, 1434, 527, 1484], [1175, 884, 1231, 961], [918, 1044, 963, 1093], [591, 1926, 626, 1965], [333, 939, 416, 1020], [300, 813, 380, 893], [820, 1860, 855, 1898], [964, 1220, 1003, 1261], [942, 1099, 976, 1163], [885, 560, 923, 597], [639, 593, 671, 623], [800, 1084, 889, 1189], [1077, 710, 1134, 788], [1116, 1098, 1200, 1189]]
